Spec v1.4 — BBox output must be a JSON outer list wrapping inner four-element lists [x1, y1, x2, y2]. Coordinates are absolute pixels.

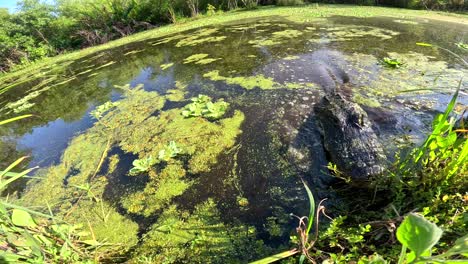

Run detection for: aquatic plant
[[158, 141, 182, 162], [456, 42, 468, 50], [181, 94, 229, 120], [90, 101, 119, 119], [132, 200, 271, 263], [160, 62, 174, 70], [382, 57, 403, 68], [129, 156, 155, 176], [182, 53, 221, 65], [251, 180, 327, 263], [175, 28, 226, 47], [272, 29, 303, 38], [183, 53, 209, 63], [203, 70, 276, 90]]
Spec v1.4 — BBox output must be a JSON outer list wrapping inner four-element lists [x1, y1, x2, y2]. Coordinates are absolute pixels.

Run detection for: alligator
[[314, 91, 387, 182]]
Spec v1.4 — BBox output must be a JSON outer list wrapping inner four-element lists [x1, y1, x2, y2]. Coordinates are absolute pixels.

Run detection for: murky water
[[1, 16, 467, 262]]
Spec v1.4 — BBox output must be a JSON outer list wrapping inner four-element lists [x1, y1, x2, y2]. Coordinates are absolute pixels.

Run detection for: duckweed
[[183, 53, 209, 64], [132, 199, 271, 263], [160, 62, 174, 70], [204, 70, 276, 90], [175, 28, 226, 47]]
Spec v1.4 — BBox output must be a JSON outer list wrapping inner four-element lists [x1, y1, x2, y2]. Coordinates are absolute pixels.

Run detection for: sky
[[0, 0, 19, 12], [0, 0, 54, 12]]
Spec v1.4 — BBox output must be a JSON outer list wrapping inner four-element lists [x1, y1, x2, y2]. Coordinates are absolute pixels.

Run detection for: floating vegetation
[[124, 49, 145, 56], [310, 25, 400, 42], [175, 28, 226, 47], [345, 52, 467, 109], [80, 52, 106, 63], [204, 70, 276, 90], [196, 58, 220, 65], [283, 55, 299, 60], [393, 19, 419, 25], [129, 156, 155, 176], [5, 91, 41, 113], [177, 36, 227, 47], [381, 57, 403, 68], [272, 29, 303, 38], [248, 38, 281, 47], [353, 93, 382, 108], [183, 53, 209, 63], [94, 61, 116, 70], [182, 94, 229, 120], [225, 22, 272, 32], [76, 68, 93, 76], [90, 101, 119, 119], [456, 42, 468, 50], [158, 141, 182, 162], [166, 89, 185, 101], [151, 34, 185, 46], [50, 76, 76, 86], [183, 53, 220, 65], [160, 62, 174, 70], [119, 107, 245, 216], [249, 29, 304, 47], [132, 200, 271, 263]]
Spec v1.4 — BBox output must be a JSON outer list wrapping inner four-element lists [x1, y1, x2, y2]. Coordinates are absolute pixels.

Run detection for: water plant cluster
[[181, 95, 229, 120]]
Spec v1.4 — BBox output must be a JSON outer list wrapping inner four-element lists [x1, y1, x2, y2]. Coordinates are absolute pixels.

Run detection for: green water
[[0, 16, 466, 262]]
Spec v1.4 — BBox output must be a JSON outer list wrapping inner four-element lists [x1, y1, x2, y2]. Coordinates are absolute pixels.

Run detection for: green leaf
[[445, 234, 468, 257], [302, 180, 315, 235], [0, 166, 36, 191], [299, 254, 306, 264], [396, 213, 443, 258], [0, 114, 33, 125], [249, 249, 298, 264], [416, 42, 433, 47], [11, 209, 37, 228], [82, 239, 100, 246]]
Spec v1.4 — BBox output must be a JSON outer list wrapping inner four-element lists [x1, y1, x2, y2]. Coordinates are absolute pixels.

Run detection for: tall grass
[[0, 115, 99, 263]]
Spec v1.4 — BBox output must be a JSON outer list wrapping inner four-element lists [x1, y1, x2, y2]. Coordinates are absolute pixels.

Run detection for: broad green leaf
[[11, 209, 37, 228], [446, 234, 468, 257], [396, 213, 443, 258]]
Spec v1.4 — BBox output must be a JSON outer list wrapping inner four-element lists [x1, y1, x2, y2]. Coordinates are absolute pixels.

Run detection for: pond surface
[[1, 15, 467, 262]]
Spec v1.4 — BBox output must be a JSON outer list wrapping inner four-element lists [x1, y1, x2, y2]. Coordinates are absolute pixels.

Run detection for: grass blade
[[302, 179, 315, 235], [249, 249, 298, 264], [0, 167, 36, 190], [415, 79, 461, 162], [0, 156, 28, 179], [0, 114, 33, 125]]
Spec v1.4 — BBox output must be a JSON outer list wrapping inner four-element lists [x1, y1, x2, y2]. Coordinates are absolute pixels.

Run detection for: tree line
[[0, 0, 466, 73]]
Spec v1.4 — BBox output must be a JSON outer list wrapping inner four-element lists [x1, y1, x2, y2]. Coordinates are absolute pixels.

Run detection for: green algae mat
[[0, 13, 467, 262]]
